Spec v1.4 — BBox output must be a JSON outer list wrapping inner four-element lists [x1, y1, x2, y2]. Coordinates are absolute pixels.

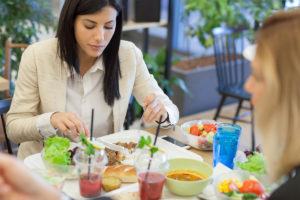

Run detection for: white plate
[[99, 129, 203, 161]]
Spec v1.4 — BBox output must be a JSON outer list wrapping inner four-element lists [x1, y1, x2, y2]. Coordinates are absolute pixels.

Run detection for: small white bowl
[[181, 120, 217, 150]]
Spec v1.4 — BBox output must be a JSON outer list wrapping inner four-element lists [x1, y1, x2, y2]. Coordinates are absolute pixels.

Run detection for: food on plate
[[166, 169, 207, 181], [217, 176, 268, 200], [43, 136, 71, 165], [105, 148, 125, 166], [102, 176, 121, 192], [115, 141, 137, 153], [103, 165, 137, 183], [236, 152, 265, 175], [104, 141, 137, 165]]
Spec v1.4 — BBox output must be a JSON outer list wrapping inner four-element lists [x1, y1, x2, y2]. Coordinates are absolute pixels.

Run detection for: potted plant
[[0, 0, 55, 94], [170, 0, 287, 116]]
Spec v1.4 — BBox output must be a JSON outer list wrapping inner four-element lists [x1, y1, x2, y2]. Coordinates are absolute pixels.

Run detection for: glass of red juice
[[135, 149, 169, 200], [74, 149, 108, 198]]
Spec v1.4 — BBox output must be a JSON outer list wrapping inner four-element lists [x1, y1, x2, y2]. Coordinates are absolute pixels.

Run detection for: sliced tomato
[[240, 179, 265, 196], [190, 124, 199, 136], [203, 124, 217, 133]]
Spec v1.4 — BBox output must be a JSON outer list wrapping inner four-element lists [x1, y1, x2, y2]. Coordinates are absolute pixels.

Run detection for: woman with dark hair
[[6, 0, 179, 160]]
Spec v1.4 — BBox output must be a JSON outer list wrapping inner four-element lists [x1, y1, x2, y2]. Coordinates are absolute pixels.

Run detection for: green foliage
[[138, 136, 159, 154], [0, 0, 55, 93], [182, 0, 290, 48]]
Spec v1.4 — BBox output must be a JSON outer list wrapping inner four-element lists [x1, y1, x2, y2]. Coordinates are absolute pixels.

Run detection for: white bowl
[[181, 120, 217, 150]]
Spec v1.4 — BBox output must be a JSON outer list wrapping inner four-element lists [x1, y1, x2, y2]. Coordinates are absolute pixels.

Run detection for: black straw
[[153, 115, 162, 146], [144, 115, 163, 183], [88, 108, 94, 180]]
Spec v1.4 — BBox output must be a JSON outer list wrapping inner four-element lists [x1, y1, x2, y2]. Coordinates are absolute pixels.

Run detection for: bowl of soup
[[165, 158, 213, 196]]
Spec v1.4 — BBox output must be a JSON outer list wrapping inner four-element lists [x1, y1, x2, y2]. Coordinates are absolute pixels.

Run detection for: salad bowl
[[213, 170, 269, 200], [181, 120, 217, 150]]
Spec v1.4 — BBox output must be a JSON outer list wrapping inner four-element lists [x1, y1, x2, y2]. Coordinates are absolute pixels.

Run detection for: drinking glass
[[135, 149, 169, 200], [74, 149, 108, 198], [213, 123, 241, 169]]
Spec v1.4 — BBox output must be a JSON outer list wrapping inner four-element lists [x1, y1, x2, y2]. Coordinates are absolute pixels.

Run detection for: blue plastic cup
[[213, 123, 242, 169]]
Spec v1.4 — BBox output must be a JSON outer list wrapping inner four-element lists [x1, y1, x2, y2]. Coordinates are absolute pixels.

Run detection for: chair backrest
[[212, 26, 250, 94], [4, 39, 29, 97], [0, 98, 12, 154]]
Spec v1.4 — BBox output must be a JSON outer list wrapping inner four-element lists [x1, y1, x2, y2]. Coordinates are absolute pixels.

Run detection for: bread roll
[[103, 165, 137, 183], [102, 176, 121, 192]]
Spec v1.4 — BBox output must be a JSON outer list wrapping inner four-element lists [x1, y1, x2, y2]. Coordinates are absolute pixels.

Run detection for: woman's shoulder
[[25, 38, 58, 57], [119, 40, 141, 54], [119, 40, 143, 61], [269, 172, 300, 200]]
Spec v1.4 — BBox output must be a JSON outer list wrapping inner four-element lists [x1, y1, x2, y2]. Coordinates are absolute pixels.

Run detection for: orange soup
[[166, 170, 206, 181]]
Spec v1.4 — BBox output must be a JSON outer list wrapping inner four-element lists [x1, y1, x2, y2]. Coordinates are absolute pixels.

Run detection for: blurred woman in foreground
[[244, 9, 300, 199]]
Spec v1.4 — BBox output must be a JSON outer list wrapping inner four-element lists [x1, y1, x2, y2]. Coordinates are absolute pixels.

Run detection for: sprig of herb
[[138, 136, 161, 154], [79, 133, 95, 155]]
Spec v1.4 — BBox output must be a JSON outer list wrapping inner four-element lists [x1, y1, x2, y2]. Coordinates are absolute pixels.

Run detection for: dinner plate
[[99, 129, 203, 162]]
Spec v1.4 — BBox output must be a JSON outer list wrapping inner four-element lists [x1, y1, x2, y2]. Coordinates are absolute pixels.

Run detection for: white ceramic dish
[[181, 120, 217, 150]]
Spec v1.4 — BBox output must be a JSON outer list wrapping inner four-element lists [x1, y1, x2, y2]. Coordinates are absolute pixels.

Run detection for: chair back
[[0, 98, 12, 154], [212, 26, 250, 98], [4, 39, 29, 97]]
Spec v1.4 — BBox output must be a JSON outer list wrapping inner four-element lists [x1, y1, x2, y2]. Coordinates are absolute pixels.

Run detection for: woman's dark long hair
[[56, 0, 123, 106]]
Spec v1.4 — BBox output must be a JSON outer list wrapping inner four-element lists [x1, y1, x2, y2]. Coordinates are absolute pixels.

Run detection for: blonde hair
[[255, 9, 300, 181]]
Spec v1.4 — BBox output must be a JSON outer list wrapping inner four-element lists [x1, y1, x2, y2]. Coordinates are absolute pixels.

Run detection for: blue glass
[[213, 123, 241, 169]]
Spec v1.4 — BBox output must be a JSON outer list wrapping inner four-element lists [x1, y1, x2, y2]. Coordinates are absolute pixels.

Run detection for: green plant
[[133, 47, 191, 117], [0, 0, 55, 92], [182, 0, 291, 48]]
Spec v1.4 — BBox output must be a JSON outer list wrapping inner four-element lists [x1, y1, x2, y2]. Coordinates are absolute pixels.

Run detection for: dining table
[[24, 126, 216, 200]]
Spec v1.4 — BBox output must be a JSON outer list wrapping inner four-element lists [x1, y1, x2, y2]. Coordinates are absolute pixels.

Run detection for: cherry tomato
[[203, 124, 217, 133], [240, 179, 265, 196], [190, 124, 199, 136]]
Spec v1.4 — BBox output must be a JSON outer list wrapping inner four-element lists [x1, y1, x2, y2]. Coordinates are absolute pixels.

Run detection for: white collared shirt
[[36, 58, 113, 138]]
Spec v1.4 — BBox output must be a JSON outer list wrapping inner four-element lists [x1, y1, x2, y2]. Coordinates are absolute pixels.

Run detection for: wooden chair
[[212, 26, 255, 151], [4, 39, 29, 98], [0, 98, 13, 154]]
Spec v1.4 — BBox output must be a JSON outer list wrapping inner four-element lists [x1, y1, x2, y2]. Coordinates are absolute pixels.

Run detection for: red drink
[[79, 173, 102, 198], [138, 172, 165, 200]]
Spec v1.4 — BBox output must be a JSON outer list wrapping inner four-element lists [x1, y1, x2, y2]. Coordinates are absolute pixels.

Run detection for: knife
[[97, 138, 125, 152]]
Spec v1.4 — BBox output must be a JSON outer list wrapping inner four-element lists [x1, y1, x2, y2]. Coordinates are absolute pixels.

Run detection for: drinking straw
[[153, 115, 163, 146], [144, 115, 163, 182], [88, 108, 94, 180]]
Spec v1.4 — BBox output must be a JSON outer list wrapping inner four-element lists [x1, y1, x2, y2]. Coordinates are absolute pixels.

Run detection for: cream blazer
[[7, 38, 179, 160]]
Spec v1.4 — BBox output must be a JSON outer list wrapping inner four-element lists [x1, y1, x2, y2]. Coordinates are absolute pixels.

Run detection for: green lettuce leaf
[[237, 152, 265, 174], [44, 136, 71, 165]]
